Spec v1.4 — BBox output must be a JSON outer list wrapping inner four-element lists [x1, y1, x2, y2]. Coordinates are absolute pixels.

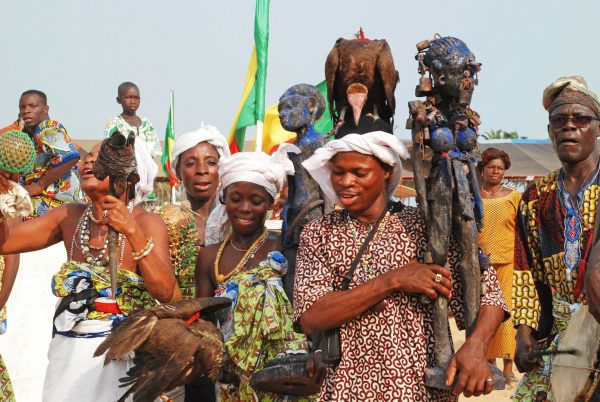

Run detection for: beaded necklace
[[213, 228, 268, 284], [347, 210, 390, 283], [70, 204, 130, 267]]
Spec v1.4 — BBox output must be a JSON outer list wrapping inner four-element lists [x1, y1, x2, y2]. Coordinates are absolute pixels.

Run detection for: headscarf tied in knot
[[133, 141, 158, 205], [543, 76, 600, 118], [170, 122, 230, 175], [218, 144, 300, 199], [302, 131, 409, 206]]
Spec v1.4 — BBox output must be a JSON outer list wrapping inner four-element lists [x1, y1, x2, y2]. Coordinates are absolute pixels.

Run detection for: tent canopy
[[401, 139, 562, 178]]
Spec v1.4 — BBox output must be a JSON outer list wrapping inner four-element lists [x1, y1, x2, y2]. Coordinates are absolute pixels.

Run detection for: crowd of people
[[0, 74, 598, 402]]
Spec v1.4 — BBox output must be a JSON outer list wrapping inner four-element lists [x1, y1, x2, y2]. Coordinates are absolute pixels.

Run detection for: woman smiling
[[196, 146, 309, 401]]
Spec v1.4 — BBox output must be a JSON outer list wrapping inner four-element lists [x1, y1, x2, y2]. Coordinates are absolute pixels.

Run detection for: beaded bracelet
[[132, 237, 154, 260]]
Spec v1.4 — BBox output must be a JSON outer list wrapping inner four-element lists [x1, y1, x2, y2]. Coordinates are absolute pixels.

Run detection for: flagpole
[[170, 89, 176, 204], [255, 120, 263, 152]]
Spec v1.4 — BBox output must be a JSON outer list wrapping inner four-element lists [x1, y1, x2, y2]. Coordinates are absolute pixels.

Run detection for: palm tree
[[481, 129, 526, 140]]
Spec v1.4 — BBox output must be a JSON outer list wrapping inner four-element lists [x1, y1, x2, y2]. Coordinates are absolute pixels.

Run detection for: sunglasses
[[549, 115, 599, 129]]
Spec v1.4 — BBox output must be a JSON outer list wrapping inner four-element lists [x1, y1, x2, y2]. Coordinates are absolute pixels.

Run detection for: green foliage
[[481, 129, 527, 140]]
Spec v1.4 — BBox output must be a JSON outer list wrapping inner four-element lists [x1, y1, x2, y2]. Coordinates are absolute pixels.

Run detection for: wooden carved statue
[[92, 131, 140, 299], [278, 83, 332, 302], [406, 35, 504, 390]]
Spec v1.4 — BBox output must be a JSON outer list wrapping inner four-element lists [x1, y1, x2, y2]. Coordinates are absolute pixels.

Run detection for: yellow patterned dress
[[479, 190, 521, 360], [0, 256, 15, 401]]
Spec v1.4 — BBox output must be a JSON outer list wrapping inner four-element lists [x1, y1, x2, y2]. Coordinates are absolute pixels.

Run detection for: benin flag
[[161, 90, 179, 187], [262, 80, 334, 154], [228, 0, 270, 153]]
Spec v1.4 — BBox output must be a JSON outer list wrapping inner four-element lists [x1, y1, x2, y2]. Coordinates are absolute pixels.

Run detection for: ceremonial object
[[0, 130, 35, 174], [92, 131, 140, 299], [551, 305, 600, 402], [249, 354, 319, 396], [406, 35, 504, 390], [325, 29, 399, 137], [0, 130, 36, 219], [94, 297, 231, 402]]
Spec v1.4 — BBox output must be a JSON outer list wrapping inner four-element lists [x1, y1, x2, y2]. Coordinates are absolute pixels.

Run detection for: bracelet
[[132, 237, 154, 260]]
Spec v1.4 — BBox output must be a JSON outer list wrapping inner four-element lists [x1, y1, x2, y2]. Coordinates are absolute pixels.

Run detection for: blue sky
[[1, 0, 598, 142]]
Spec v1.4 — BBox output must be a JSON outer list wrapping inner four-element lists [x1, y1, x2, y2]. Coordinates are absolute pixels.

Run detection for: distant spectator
[[18, 89, 82, 217], [477, 147, 521, 387], [105, 82, 162, 158]]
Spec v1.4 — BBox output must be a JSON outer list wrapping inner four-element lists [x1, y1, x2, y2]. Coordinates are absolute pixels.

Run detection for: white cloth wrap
[[134, 141, 158, 205], [301, 131, 409, 206], [0, 181, 33, 218], [43, 320, 134, 402], [170, 122, 230, 174], [218, 143, 300, 199]]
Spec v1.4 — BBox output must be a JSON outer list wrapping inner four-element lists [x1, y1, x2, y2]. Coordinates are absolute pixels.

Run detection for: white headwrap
[[302, 131, 409, 206], [218, 143, 300, 199], [133, 141, 158, 205], [170, 122, 230, 175]]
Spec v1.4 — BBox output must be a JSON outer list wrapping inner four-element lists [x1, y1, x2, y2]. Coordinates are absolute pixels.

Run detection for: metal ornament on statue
[[92, 131, 140, 300]]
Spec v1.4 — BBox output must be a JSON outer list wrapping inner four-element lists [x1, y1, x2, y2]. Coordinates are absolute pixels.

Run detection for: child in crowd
[[104, 82, 162, 158]]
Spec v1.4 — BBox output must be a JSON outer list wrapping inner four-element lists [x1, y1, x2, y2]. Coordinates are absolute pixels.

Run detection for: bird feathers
[[94, 297, 231, 402]]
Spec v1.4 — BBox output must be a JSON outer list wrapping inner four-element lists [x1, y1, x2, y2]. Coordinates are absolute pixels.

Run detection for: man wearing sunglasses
[[511, 76, 600, 400]]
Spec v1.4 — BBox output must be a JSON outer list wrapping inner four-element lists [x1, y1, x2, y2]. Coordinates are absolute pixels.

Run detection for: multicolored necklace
[[213, 228, 268, 284]]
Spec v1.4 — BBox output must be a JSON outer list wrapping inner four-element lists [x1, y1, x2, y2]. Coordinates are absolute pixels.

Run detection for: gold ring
[[434, 273, 442, 283], [102, 209, 109, 218]]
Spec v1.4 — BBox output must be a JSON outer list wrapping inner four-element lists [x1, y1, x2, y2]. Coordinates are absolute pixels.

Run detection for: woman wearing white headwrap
[[157, 123, 231, 401], [155, 122, 230, 301], [293, 131, 507, 401], [195, 146, 309, 401]]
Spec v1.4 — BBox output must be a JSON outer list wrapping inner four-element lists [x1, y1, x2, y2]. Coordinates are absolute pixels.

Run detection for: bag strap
[[339, 204, 392, 291]]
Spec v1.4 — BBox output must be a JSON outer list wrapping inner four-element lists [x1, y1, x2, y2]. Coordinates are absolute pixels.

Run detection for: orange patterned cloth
[[479, 190, 521, 359], [0, 120, 22, 136]]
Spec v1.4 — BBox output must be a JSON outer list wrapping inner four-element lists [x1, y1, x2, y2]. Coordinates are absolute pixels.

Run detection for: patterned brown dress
[[293, 206, 508, 401]]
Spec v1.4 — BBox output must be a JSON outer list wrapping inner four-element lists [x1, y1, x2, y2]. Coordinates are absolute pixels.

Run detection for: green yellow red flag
[[228, 0, 270, 153], [161, 90, 179, 186]]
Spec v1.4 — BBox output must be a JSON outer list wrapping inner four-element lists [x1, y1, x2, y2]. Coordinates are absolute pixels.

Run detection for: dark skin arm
[[514, 281, 552, 373], [25, 158, 79, 196], [195, 244, 219, 298], [0, 254, 19, 310], [445, 304, 505, 397], [299, 260, 452, 336], [99, 196, 177, 303]]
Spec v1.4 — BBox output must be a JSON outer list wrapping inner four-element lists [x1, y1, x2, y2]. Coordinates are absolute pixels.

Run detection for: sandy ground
[[0, 245, 518, 401]]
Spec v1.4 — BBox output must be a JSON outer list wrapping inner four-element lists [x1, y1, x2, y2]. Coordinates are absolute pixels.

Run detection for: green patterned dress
[[216, 251, 310, 401]]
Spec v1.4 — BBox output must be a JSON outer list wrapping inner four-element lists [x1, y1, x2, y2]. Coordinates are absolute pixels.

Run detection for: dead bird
[[95, 297, 231, 402]]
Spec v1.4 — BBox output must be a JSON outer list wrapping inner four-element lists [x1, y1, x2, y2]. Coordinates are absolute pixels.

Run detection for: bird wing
[[153, 297, 231, 320], [94, 311, 158, 365], [325, 39, 342, 122], [125, 330, 200, 402], [376, 40, 399, 121]]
